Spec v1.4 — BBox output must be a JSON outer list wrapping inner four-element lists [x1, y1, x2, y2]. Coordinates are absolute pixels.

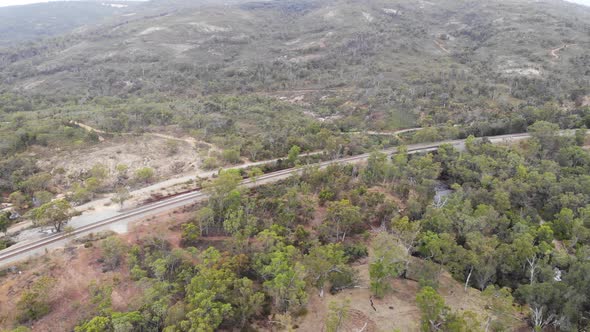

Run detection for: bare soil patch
[[296, 260, 524, 331], [35, 134, 204, 188]]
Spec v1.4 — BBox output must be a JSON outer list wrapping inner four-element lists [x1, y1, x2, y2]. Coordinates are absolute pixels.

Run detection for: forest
[[3, 121, 589, 331]]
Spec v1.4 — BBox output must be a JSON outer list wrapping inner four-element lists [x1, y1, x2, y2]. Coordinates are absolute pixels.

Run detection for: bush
[[202, 156, 220, 170], [318, 189, 335, 205], [16, 276, 55, 323], [101, 236, 127, 271], [134, 167, 155, 184], [343, 243, 368, 262], [221, 149, 241, 164], [329, 267, 358, 294], [0, 237, 15, 250]]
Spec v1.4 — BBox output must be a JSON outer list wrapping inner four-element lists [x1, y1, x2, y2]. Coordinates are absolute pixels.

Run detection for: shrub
[[222, 149, 241, 164], [16, 276, 55, 323], [101, 236, 127, 271], [134, 167, 155, 184], [343, 243, 368, 262]]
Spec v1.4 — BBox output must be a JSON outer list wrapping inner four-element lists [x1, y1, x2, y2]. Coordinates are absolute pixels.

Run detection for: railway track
[[0, 133, 533, 266]]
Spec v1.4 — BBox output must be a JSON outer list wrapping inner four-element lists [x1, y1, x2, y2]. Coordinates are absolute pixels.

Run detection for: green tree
[[111, 187, 131, 210], [101, 236, 127, 271], [287, 145, 301, 166], [115, 164, 129, 177], [33, 191, 53, 206], [325, 299, 350, 332], [466, 233, 499, 290], [511, 233, 541, 285], [75, 316, 111, 332], [562, 261, 590, 329], [90, 163, 109, 180], [204, 169, 243, 221], [516, 282, 568, 330], [575, 127, 587, 146], [482, 286, 518, 331], [419, 232, 463, 275], [304, 243, 348, 297], [246, 167, 263, 183], [0, 212, 10, 235], [232, 278, 265, 328], [259, 246, 307, 313], [89, 282, 113, 314], [111, 311, 145, 332], [223, 206, 257, 237], [245, 141, 264, 161], [527, 121, 561, 158], [322, 199, 361, 242], [552, 208, 579, 240], [363, 152, 388, 185], [391, 216, 421, 274], [416, 286, 446, 332], [9, 191, 28, 210], [85, 177, 102, 194], [182, 267, 234, 332], [19, 172, 52, 194], [32, 199, 73, 232], [369, 233, 405, 298], [195, 206, 215, 236], [221, 149, 241, 164], [71, 183, 92, 205]]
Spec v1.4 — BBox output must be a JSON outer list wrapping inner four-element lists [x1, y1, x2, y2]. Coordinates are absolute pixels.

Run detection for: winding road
[[0, 132, 534, 267]]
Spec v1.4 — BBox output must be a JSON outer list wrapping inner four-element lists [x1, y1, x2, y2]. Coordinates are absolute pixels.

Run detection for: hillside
[[1, 0, 589, 130], [0, 1, 142, 47]]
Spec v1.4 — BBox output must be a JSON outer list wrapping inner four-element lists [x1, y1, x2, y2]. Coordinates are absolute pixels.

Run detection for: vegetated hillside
[[1, 0, 589, 130], [0, 1, 142, 47]]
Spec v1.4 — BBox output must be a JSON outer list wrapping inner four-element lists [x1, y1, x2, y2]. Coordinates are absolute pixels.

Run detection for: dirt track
[[550, 43, 577, 59], [434, 39, 450, 54]]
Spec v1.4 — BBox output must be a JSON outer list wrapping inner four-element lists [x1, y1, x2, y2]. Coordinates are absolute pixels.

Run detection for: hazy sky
[[0, 0, 590, 7], [0, 0, 56, 6]]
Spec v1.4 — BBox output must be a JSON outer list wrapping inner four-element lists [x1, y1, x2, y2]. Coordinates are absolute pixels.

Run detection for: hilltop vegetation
[[1, 0, 589, 203], [1, 0, 589, 130], [0, 1, 141, 47]]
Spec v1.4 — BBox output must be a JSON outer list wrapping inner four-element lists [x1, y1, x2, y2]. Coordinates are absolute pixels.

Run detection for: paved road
[[0, 132, 532, 267]]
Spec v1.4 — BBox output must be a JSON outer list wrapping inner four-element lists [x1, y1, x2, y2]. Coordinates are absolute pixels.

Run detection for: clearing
[[35, 134, 204, 189], [296, 259, 525, 331]]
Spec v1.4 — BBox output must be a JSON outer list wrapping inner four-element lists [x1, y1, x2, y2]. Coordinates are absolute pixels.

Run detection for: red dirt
[[0, 207, 194, 331]]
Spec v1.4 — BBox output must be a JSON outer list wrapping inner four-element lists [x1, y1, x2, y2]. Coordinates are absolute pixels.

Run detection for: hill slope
[[0, 1, 142, 47], [0, 0, 589, 129]]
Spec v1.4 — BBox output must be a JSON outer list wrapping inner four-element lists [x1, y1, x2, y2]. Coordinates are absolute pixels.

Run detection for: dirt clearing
[[296, 260, 525, 331], [35, 134, 205, 188]]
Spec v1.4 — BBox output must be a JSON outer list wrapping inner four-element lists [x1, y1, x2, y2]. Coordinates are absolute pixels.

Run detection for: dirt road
[[550, 43, 577, 59]]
